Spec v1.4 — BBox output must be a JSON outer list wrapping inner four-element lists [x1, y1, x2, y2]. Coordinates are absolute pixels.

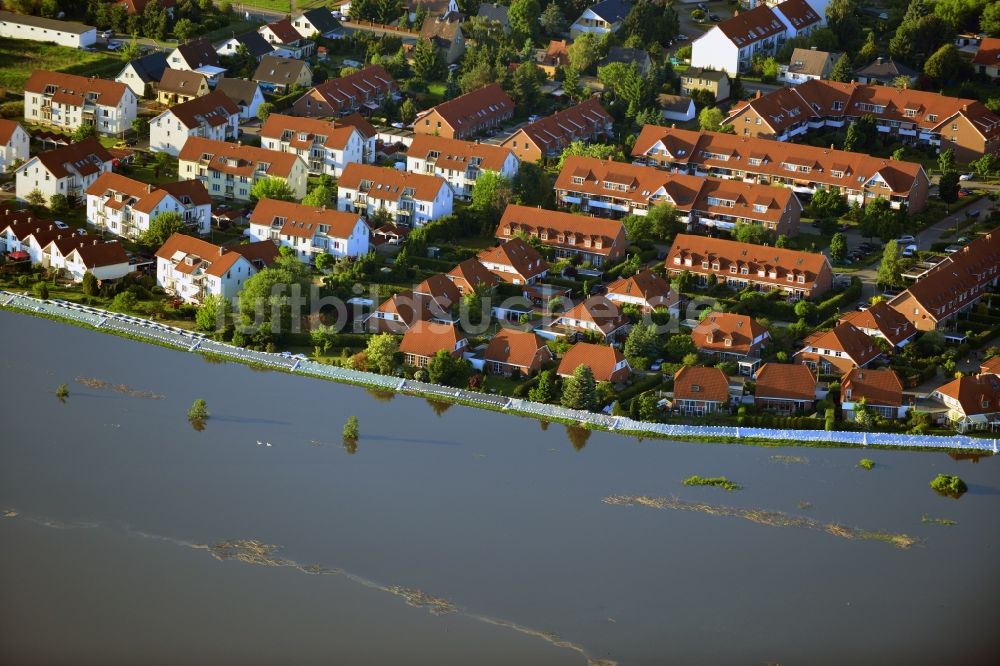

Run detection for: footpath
[[3, 291, 997, 453]]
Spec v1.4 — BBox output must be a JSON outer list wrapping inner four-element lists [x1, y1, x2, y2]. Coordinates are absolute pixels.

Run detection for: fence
[[3, 291, 998, 453]]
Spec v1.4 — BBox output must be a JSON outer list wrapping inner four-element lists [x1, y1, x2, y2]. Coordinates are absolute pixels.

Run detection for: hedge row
[[738, 415, 826, 429], [616, 374, 664, 406]]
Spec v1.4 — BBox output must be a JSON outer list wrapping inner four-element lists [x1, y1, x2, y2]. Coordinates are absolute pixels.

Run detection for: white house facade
[[24, 71, 137, 136], [15, 138, 113, 205], [149, 91, 240, 157], [260, 114, 366, 178], [247, 198, 370, 262], [0, 10, 96, 48], [337, 164, 453, 227], [0, 120, 30, 173], [86, 172, 212, 240]]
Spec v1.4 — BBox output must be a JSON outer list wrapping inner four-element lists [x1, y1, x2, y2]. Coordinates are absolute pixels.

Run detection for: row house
[[337, 163, 452, 227], [692, 3, 796, 75], [85, 172, 212, 240], [413, 84, 514, 140], [838, 301, 916, 348], [605, 269, 680, 316], [794, 322, 881, 375], [477, 237, 549, 285], [557, 341, 630, 384], [15, 138, 113, 205], [247, 198, 370, 262], [500, 98, 613, 163], [156, 69, 210, 106], [366, 274, 462, 334], [841, 368, 907, 422], [292, 65, 397, 117], [692, 312, 770, 372], [888, 229, 1000, 332], [150, 90, 240, 157], [666, 233, 833, 300], [672, 366, 732, 416], [24, 71, 137, 136], [483, 328, 552, 377], [753, 362, 817, 415], [550, 295, 630, 341], [497, 204, 625, 267], [400, 321, 468, 368], [631, 125, 930, 212], [261, 113, 366, 177], [155, 233, 279, 304], [178, 137, 309, 202], [446, 258, 500, 295], [929, 373, 1000, 433], [555, 157, 801, 236], [0, 119, 29, 173], [406, 135, 519, 199], [724, 79, 1000, 162], [258, 18, 315, 60]]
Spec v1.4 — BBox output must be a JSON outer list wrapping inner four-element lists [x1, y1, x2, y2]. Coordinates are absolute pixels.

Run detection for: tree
[[561, 364, 597, 411], [698, 106, 725, 132], [510, 62, 545, 114], [302, 182, 333, 207], [556, 140, 624, 170], [733, 222, 770, 245], [843, 115, 876, 152], [809, 187, 848, 220], [984, 1, 1000, 36], [568, 32, 600, 73], [829, 52, 853, 82], [938, 148, 956, 175], [238, 252, 314, 337], [141, 211, 185, 247], [250, 177, 295, 203], [342, 415, 360, 443], [25, 188, 46, 209], [665, 333, 696, 360], [34, 280, 49, 300], [49, 194, 70, 216], [892, 147, 906, 161], [120, 33, 140, 62], [427, 349, 471, 387], [509, 0, 541, 42], [971, 153, 999, 179], [512, 162, 555, 207], [759, 56, 780, 83], [830, 232, 848, 261], [72, 124, 97, 142], [597, 61, 648, 118], [412, 38, 444, 81], [529, 369, 558, 403], [877, 240, 903, 289], [857, 31, 878, 63], [826, 0, 860, 45], [257, 102, 274, 122], [540, 1, 567, 36], [470, 170, 512, 228], [196, 293, 232, 332], [623, 322, 659, 370], [366, 333, 399, 374], [82, 271, 98, 297], [188, 398, 209, 423], [924, 43, 962, 82], [622, 1, 678, 48], [152, 150, 174, 178], [938, 170, 960, 203], [399, 98, 417, 125], [174, 17, 196, 42]]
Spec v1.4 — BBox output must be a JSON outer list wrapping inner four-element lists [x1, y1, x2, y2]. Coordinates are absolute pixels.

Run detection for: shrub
[[187, 399, 209, 422], [930, 474, 967, 497], [859, 458, 875, 470], [682, 475, 742, 492], [56, 383, 69, 399]]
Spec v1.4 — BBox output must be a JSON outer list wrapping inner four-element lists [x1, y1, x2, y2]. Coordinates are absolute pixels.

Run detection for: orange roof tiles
[[673, 366, 730, 404], [407, 134, 514, 173], [498, 204, 625, 258], [419, 84, 513, 133], [484, 328, 551, 369], [717, 4, 785, 46], [399, 321, 464, 358], [933, 374, 1000, 416], [972, 37, 1000, 66], [155, 233, 277, 278], [605, 269, 679, 310], [692, 312, 768, 356], [26, 70, 129, 107], [838, 302, 916, 347], [842, 368, 903, 408], [34, 138, 113, 179], [251, 198, 365, 239], [178, 137, 301, 179], [557, 341, 629, 383], [165, 90, 238, 129], [338, 163, 449, 202], [504, 98, 612, 155], [755, 363, 816, 401], [261, 113, 359, 150], [556, 295, 629, 337], [476, 237, 548, 282]]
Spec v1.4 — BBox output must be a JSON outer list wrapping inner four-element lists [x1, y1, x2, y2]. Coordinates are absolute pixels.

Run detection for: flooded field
[[1, 310, 999, 664]]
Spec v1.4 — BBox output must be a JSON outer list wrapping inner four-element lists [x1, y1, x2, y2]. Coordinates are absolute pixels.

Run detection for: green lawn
[[0, 38, 124, 90], [198, 20, 262, 44], [238, 0, 292, 12]]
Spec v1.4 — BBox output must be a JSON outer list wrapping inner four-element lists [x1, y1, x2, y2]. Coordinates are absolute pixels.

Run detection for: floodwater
[[1, 310, 999, 665]]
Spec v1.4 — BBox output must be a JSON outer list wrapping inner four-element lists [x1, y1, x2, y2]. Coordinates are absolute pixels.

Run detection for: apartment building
[[149, 90, 240, 156], [291, 65, 397, 117], [725, 79, 1000, 162], [247, 198, 370, 262], [500, 98, 613, 163], [155, 233, 279, 304], [406, 134, 519, 199], [24, 71, 137, 136], [413, 84, 514, 140], [15, 138, 113, 205], [177, 137, 308, 202], [496, 204, 626, 266], [86, 172, 212, 240], [631, 125, 930, 212], [666, 233, 833, 300], [261, 113, 366, 177], [337, 163, 452, 227], [0, 119, 29, 173]]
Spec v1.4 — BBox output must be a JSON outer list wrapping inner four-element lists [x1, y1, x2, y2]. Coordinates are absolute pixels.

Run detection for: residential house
[[672, 366, 731, 415], [177, 137, 309, 202], [600, 46, 652, 75], [972, 38, 1000, 80], [794, 322, 881, 374], [261, 113, 366, 177], [853, 57, 917, 86], [57, 238, 131, 282], [115, 51, 169, 97], [838, 301, 916, 348], [118, 0, 176, 14], [40, 232, 112, 277], [19, 223, 87, 265], [253, 56, 313, 95], [536, 40, 569, 79], [497, 204, 626, 266], [484, 328, 552, 376], [477, 237, 548, 285], [555, 156, 802, 234], [216, 78, 265, 120], [691, 3, 792, 75], [367, 274, 461, 333], [500, 98, 613, 163], [400, 321, 468, 367], [24, 71, 137, 136], [291, 8, 342, 38], [0, 208, 40, 254], [0, 119, 29, 173], [692, 312, 770, 368], [477, 3, 510, 32], [420, 12, 465, 64], [551, 295, 630, 341], [929, 374, 1000, 433], [406, 0, 459, 21], [557, 341, 630, 383], [149, 90, 240, 156], [337, 163, 452, 226], [605, 268, 680, 315], [888, 230, 1000, 332], [724, 79, 1000, 162], [16, 138, 113, 205], [0, 10, 96, 48], [214, 31, 275, 63], [446, 258, 500, 295], [841, 368, 907, 421], [630, 126, 930, 212], [754, 362, 817, 414], [406, 134, 519, 199], [155, 233, 279, 304], [570, 0, 631, 38], [247, 198, 370, 261], [679, 67, 731, 102], [338, 113, 378, 162], [982, 357, 1000, 376], [258, 18, 315, 59], [414, 84, 514, 140], [167, 39, 224, 81], [291, 65, 398, 117], [156, 69, 210, 106], [86, 172, 212, 239], [779, 47, 839, 84], [666, 234, 834, 300], [658, 94, 696, 123]]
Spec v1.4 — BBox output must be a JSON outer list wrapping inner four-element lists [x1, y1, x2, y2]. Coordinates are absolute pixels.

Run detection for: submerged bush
[[930, 474, 967, 498], [682, 475, 742, 492], [859, 458, 875, 470]]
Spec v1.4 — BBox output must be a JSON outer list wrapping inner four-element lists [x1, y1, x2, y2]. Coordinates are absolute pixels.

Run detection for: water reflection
[[366, 387, 396, 402], [426, 398, 452, 417], [565, 425, 591, 451]]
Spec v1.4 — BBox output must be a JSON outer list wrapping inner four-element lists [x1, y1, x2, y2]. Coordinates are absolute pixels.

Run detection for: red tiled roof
[[838, 302, 915, 347], [263, 18, 303, 44], [26, 70, 129, 107], [484, 328, 551, 369], [70, 240, 129, 268], [34, 138, 113, 180], [399, 320, 464, 358], [302, 65, 397, 113], [0, 119, 23, 145], [164, 90, 238, 129], [933, 374, 1000, 416], [419, 84, 513, 133], [498, 204, 624, 257], [261, 113, 359, 150], [673, 365, 730, 403], [251, 198, 365, 240], [476, 237, 548, 282], [555, 295, 629, 337], [557, 341, 629, 383], [972, 37, 1000, 66], [605, 269, 679, 311], [692, 312, 768, 355], [755, 363, 816, 401], [841, 368, 903, 407], [178, 137, 301, 179], [408, 134, 514, 172], [505, 98, 612, 154], [338, 163, 448, 202], [716, 4, 785, 45], [155, 233, 276, 278], [800, 323, 881, 367]]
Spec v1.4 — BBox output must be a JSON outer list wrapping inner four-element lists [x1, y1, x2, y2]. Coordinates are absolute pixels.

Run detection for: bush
[[930, 474, 967, 497], [682, 475, 742, 491], [859, 458, 875, 470]]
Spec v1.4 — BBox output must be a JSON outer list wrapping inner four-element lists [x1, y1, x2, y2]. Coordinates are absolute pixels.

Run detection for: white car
[[901, 244, 918, 257], [959, 173, 974, 181], [896, 235, 916, 244], [54, 220, 69, 229]]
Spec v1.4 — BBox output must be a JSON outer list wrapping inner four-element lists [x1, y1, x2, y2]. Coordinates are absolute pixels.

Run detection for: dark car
[[709, 13, 721, 21]]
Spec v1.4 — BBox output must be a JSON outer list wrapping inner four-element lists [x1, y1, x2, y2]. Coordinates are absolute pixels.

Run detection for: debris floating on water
[[75, 376, 163, 400]]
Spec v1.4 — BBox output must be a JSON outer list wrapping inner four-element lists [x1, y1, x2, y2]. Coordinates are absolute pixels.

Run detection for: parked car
[[675, 33, 688, 41], [959, 173, 974, 181], [107, 41, 122, 51], [901, 244, 918, 257], [697, 3, 707, 10], [896, 235, 916, 244], [956, 235, 971, 243], [650, 359, 664, 372], [709, 13, 721, 21], [958, 188, 972, 197], [100, 30, 113, 39], [1, 181, 14, 191], [54, 220, 69, 229], [945, 245, 962, 254]]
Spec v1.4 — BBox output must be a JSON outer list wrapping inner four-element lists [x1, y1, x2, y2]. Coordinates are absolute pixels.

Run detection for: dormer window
[[724, 338, 732, 347]]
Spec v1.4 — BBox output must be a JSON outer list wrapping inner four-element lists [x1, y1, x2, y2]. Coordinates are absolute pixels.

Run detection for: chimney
[[876, 57, 884, 65], [755, 89, 762, 99], [219, 246, 225, 255], [810, 46, 817, 50], [830, 144, 835, 149], [92, 239, 98, 245], [147, 183, 154, 192]]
